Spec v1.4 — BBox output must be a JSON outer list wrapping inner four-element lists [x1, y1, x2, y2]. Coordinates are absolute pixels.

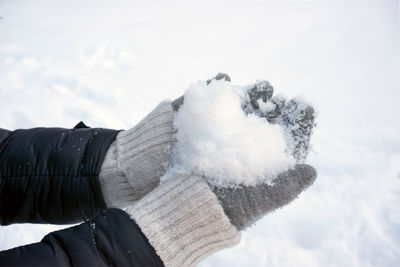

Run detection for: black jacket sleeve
[[0, 208, 164, 267], [0, 122, 120, 225]]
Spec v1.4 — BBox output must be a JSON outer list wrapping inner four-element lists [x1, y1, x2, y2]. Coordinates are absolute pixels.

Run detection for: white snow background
[[0, 0, 399, 266]]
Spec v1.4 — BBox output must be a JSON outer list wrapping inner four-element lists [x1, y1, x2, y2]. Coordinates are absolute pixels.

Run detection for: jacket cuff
[[126, 173, 241, 267]]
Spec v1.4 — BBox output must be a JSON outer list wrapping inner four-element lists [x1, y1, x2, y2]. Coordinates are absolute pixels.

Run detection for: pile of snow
[[171, 79, 295, 186]]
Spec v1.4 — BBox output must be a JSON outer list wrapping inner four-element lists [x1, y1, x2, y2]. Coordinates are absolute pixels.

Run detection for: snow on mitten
[[243, 80, 316, 162], [276, 98, 315, 161], [170, 73, 317, 230], [100, 73, 231, 208], [171, 72, 231, 112], [211, 78, 317, 230], [173, 74, 316, 163]]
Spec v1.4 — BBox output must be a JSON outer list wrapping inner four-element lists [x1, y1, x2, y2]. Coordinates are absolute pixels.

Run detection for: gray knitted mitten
[[173, 73, 317, 231], [242, 80, 316, 162], [211, 164, 316, 231], [214, 77, 316, 230], [99, 101, 176, 208]]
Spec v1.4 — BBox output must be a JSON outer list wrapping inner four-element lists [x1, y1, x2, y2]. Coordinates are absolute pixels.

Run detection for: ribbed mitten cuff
[[126, 173, 241, 267], [99, 101, 175, 208], [99, 140, 133, 208]]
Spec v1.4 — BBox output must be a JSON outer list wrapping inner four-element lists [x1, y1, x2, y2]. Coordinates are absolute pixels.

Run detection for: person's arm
[[0, 208, 164, 266], [1, 74, 317, 266], [0, 123, 119, 225], [0, 73, 227, 226], [0, 100, 176, 225], [0, 165, 316, 267]]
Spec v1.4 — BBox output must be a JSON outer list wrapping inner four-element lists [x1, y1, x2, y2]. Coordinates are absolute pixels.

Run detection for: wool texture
[[99, 101, 176, 208], [212, 164, 317, 231], [126, 173, 241, 267]]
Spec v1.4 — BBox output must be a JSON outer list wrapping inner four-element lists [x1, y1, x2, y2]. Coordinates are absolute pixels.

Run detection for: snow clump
[[172, 79, 296, 186]]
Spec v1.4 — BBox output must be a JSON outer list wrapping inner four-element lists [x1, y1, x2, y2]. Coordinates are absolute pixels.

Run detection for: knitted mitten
[[125, 173, 240, 267], [242, 80, 316, 162], [211, 164, 316, 231], [99, 101, 176, 208], [124, 165, 316, 267], [214, 77, 317, 230], [274, 97, 315, 161]]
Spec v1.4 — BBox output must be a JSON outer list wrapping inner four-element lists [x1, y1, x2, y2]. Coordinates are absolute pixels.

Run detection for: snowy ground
[[0, 0, 399, 266]]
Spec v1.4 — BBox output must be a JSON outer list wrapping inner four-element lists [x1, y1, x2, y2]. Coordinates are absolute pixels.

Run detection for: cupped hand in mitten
[[211, 164, 316, 231], [172, 73, 317, 231]]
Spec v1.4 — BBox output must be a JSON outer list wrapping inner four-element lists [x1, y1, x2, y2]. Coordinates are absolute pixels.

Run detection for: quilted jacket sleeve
[[0, 122, 120, 225], [0, 128, 11, 145], [0, 208, 164, 267]]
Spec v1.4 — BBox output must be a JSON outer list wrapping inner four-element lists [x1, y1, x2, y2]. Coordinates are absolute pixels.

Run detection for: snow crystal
[[171, 79, 296, 186]]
